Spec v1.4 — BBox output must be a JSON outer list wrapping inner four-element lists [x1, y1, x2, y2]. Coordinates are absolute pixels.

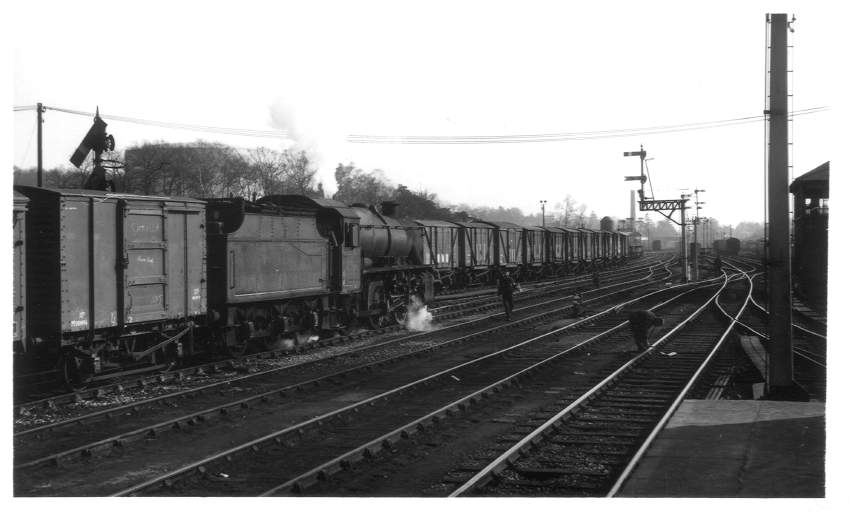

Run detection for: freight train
[[13, 186, 636, 386]]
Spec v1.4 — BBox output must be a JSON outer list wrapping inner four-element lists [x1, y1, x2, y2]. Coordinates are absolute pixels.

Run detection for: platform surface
[[619, 399, 825, 497]]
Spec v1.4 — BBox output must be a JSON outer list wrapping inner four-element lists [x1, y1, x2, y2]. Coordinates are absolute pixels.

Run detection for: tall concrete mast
[[766, 13, 793, 390]]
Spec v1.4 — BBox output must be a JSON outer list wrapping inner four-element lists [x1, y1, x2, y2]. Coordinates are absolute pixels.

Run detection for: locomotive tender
[[14, 186, 636, 385]]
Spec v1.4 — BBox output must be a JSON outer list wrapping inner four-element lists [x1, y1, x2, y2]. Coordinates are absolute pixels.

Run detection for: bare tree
[[280, 150, 317, 195], [560, 194, 579, 227], [246, 147, 319, 198], [124, 141, 173, 194]]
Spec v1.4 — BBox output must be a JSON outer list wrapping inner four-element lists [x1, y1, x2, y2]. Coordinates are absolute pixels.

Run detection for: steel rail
[[258, 268, 704, 496], [15, 264, 666, 439], [432, 256, 668, 308], [447, 278, 728, 496], [112, 275, 698, 496], [748, 296, 827, 340], [606, 268, 752, 495], [15, 258, 670, 415], [728, 256, 825, 338], [715, 284, 826, 371], [715, 266, 827, 378], [260, 301, 666, 495], [17, 268, 671, 471]]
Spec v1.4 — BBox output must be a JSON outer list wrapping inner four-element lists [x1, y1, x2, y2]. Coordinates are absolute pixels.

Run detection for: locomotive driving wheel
[[392, 306, 408, 326]]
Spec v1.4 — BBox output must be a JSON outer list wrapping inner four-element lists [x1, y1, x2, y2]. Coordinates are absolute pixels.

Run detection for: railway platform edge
[[618, 399, 825, 498]]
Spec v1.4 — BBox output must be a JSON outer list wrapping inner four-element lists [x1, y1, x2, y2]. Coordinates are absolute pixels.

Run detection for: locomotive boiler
[[350, 201, 434, 327]]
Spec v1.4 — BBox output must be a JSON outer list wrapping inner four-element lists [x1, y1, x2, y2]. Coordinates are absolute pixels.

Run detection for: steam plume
[[405, 296, 433, 332]]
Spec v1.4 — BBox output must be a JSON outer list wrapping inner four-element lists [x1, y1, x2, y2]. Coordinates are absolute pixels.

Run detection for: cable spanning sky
[[8, 1, 839, 227]]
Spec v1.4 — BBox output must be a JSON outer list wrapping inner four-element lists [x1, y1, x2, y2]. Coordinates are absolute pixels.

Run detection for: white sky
[[8, 1, 841, 227]]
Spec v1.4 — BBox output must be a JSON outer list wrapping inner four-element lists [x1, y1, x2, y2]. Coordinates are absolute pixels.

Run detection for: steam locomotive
[[13, 186, 635, 386]]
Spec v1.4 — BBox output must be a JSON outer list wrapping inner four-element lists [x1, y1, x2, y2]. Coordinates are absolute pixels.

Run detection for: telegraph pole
[[36, 102, 44, 187], [766, 13, 793, 392], [692, 189, 705, 281], [540, 200, 547, 228]]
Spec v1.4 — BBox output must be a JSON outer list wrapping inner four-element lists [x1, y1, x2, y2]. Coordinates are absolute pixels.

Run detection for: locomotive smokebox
[[351, 204, 422, 263]]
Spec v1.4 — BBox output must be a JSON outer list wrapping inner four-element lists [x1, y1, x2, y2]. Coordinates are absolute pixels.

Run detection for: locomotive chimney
[[381, 201, 399, 217]]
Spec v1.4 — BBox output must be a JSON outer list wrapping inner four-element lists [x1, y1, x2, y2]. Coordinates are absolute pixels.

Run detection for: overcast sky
[[9, 1, 840, 227]]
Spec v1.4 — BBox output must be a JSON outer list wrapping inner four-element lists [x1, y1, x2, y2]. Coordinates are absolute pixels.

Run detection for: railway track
[[110, 278, 704, 497], [445, 272, 750, 497], [14, 261, 676, 496], [19, 262, 663, 401], [14, 257, 671, 416], [727, 278, 826, 400], [726, 256, 827, 335]]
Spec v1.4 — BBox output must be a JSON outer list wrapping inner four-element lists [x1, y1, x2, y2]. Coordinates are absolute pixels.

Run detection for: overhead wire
[[13, 103, 828, 145], [347, 106, 828, 144], [14, 104, 290, 139]]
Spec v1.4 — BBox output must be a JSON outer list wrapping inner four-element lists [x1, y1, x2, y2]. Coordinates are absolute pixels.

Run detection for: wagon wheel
[[332, 306, 358, 337], [59, 351, 94, 390], [226, 338, 249, 358], [224, 327, 249, 358], [367, 312, 385, 330]]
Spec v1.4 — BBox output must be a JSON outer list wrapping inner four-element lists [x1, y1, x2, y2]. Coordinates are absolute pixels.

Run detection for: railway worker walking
[[496, 268, 518, 321], [592, 271, 601, 288], [571, 293, 586, 318], [714, 257, 723, 274], [627, 309, 663, 351]]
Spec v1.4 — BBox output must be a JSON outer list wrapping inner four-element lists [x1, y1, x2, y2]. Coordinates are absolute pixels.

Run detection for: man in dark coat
[[627, 309, 663, 351], [496, 268, 518, 320], [571, 293, 586, 318]]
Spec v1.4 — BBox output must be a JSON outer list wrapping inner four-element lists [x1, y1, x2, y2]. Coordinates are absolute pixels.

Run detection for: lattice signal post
[[624, 146, 690, 283]]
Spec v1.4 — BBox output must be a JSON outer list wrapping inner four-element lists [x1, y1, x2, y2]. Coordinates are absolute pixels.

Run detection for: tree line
[[12, 140, 760, 239], [13, 141, 324, 199]]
